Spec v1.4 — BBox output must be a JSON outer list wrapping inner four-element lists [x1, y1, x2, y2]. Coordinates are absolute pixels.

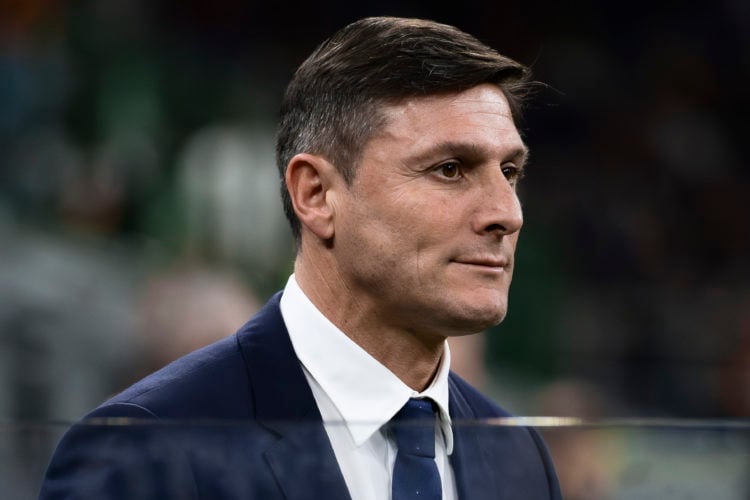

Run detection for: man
[[40, 17, 561, 499]]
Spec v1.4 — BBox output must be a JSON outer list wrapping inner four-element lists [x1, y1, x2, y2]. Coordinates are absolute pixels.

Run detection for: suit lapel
[[449, 375, 498, 500], [236, 293, 351, 500]]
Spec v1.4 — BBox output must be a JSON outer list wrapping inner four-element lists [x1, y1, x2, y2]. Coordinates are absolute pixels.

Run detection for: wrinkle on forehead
[[406, 84, 514, 116], [376, 84, 515, 137], [392, 89, 521, 149]]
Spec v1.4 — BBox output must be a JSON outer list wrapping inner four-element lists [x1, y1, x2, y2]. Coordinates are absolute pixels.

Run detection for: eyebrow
[[406, 140, 530, 168]]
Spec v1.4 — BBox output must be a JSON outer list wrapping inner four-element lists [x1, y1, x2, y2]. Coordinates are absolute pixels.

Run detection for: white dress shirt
[[280, 274, 458, 500]]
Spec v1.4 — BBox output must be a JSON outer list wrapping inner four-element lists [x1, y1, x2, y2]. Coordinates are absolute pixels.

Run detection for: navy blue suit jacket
[[40, 292, 561, 499]]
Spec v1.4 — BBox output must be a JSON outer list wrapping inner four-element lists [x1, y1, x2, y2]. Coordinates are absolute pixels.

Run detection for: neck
[[294, 251, 445, 392]]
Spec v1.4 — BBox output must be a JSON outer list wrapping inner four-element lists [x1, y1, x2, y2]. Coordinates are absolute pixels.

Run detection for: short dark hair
[[276, 16, 533, 243]]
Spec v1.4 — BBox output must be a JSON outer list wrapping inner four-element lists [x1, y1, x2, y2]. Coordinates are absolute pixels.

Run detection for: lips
[[452, 256, 509, 268]]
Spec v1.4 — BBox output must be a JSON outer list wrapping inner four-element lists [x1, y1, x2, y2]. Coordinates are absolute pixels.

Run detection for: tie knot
[[391, 398, 437, 458]]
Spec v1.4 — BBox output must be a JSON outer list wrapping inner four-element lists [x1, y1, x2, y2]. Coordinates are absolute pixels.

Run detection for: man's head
[[278, 17, 534, 341], [276, 16, 532, 243]]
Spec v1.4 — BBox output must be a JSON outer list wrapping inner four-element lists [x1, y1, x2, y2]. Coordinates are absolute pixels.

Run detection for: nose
[[471, 170, 523, 236]]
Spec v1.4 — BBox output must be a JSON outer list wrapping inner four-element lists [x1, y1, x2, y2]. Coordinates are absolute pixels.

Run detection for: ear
[[285, 153, 340, 241]]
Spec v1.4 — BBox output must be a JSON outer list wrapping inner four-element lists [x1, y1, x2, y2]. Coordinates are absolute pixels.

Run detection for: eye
[[436, 161, 462, 179], [501, 164, 525, 185]]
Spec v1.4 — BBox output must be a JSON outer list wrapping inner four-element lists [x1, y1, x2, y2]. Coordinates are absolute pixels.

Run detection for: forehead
[[372, 84, 524, 154]]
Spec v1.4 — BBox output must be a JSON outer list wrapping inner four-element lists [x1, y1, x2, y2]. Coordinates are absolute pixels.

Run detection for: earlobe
[[285, 154, 338, 241]]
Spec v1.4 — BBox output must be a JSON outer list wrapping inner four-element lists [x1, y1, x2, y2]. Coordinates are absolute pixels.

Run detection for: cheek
[[353, 185, 462, 259], [406, 191, 462, 231], [340, 200, 412, 263]]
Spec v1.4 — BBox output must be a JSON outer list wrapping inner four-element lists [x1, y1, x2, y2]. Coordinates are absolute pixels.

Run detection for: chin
[[476, 308, 507, 329], [468, 292, 508, 321], [442, 302, 508, 335]]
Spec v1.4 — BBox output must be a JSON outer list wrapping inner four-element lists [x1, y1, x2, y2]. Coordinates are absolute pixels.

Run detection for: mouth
[[451, 257, 509, 270]]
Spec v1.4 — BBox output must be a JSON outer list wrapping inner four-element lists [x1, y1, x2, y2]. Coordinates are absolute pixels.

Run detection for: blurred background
[[1, 0, 748, 421], [1, 0, 749, 498]]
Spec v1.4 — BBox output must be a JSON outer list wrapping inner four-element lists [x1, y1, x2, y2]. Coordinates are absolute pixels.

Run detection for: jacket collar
[[236, 292, 351, 500], [448, 374, 498, 500]]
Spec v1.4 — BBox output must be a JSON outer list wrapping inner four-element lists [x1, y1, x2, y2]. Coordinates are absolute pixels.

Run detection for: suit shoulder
[[91, 292, 286, 421], [100, 333, 251, 420]]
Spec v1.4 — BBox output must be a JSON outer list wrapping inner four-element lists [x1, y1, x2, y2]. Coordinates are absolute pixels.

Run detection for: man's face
[[330, 84, 526, 339]]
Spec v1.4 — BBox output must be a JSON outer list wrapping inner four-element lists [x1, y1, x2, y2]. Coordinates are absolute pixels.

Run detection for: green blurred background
[[1, 0, 748, 427]]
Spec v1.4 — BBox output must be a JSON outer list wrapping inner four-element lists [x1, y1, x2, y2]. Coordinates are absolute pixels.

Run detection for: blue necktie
[[391, 398, 442, 500]]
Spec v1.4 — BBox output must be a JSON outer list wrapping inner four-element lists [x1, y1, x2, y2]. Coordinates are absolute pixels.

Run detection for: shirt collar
[[280, 274, 453, 453]]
